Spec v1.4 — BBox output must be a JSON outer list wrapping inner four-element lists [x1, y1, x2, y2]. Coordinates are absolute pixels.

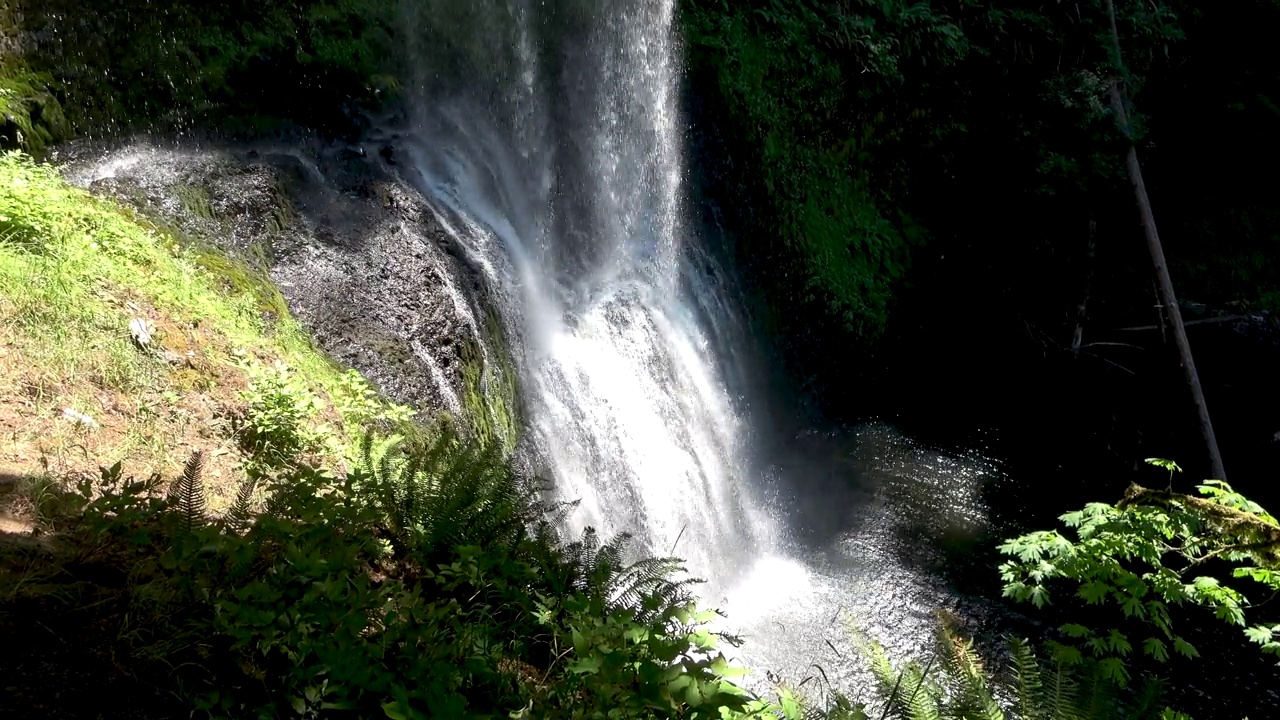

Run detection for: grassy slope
[[0, 151, 398, 528]]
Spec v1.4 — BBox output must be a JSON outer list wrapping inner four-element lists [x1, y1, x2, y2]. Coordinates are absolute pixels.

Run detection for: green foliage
[[825, 616, 1179, 720], [235, 358, 331, 475], [332, 368, 415, 432], [459, 312, 521, 456], [684, 0, 1280, 409], [2, 427, 773, 719], [999, 461, 1280, 668], [22, 0, 400, 136], [684, 0, 937, 342], [0, 149, 379, 438], [236, 358, 418, 481], [356, 430, 537, 563]]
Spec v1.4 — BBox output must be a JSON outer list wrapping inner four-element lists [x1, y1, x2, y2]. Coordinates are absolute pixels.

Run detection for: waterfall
[[397, 0, 770, 584], [394, 0, 1004, 688], [57, 1, 1009, 693]]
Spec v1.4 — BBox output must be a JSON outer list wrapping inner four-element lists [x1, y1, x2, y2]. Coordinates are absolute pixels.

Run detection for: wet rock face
[[61, 139, 491, 418]]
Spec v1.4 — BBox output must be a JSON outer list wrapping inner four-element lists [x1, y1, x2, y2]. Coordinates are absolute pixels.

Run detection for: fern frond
[[1005, 637, 1045, 720], [897, 661, 942, 720], [167, 450, 207, 531], [223, 475, 259, 534], [558, 529, 697, 622], [1079, 669, 1120, 720], [1043, 659, 1082, 720], [356, 426, 540, 565], [855, 628, 940, 720], [1127, 676, 1167, 720], [610, 556, 695, 618], [936, 621, 1003, 720], [860, 632, 901, 701]]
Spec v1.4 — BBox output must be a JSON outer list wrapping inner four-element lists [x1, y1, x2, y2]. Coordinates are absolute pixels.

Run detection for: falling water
[[53, 0, 1011, 694], [397, 0, 770, 584], [394, 0, 1005, 690]]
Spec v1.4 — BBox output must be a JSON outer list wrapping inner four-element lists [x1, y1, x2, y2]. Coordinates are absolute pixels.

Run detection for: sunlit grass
[[0, 151, 395, 507]]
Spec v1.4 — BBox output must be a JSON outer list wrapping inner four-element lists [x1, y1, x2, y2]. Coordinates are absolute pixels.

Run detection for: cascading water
[[394, 0, 1005, 690], [59, 0, 1009, 694], [397, 0, 772, 585], [46, 7, 1276, 715]]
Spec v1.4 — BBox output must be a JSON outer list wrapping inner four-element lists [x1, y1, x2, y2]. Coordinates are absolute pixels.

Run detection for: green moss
[[460, 308, 520, 457], [24, 0, 401, 139], [189, 245, 290, 323], [0, 69, 70, 155], [264, 184, 295, 234], [682, 3, 918, 342], [175, 184, 214, 220]]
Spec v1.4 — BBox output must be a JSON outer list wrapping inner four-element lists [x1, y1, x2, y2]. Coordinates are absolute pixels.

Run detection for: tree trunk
[[1107, 82, 1227, 481], [1153, 281, 1168, 345], [1104, 0, 1226, 481]]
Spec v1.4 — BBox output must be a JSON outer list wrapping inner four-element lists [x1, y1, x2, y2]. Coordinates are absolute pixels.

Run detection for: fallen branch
[[1113, 315, 1253, 332]]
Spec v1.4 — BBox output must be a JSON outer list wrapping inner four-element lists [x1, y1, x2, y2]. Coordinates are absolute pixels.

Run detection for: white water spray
[[396, 0, 1004, 690], [400, 0, 769, 585]]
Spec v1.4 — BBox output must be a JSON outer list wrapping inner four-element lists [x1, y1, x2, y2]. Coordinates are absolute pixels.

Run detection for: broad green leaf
[[1107, 629, 1132, 655], [568, 655, 603, 675], [382, 703, 409, 720], [1078, 580, 1111, 604], [1121, 595, 1147, 619], [1173, 636, 1199, 659], [1097, 657, 1129, 684], [1144, 458, 1182, 473], [1142, 637, 1169, 662], [1245, 625, 1274, 644], [1060, 623, 1091, 638]]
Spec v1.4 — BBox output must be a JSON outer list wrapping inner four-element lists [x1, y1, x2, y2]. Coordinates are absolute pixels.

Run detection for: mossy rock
[[175, 184, 215, 221], [191, 246, 290, 324], [0, 70, 69, 155], [459, 306, 521, 456]]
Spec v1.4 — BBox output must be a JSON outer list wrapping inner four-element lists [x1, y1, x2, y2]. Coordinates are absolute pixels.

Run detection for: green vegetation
[[5, 0, 1280, 716], [0, 150, 406, 495], [14, 0, 399, 137], [0, 146, 1230, 719], [0, 147, 753, 718], [685, 1, 929, 341], [3, 142, 1268, 718], [0, 429, 763, 718], [1000, 460, 1280, 672], [460, 310, 521, 456], [4, 440, 1214, 719], [839, 618, 1188, 720], [1, 428, 744, 717], [683, 0, 1280, 401]]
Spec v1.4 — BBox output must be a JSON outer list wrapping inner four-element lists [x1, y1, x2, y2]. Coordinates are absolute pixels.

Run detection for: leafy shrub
[[332, 368, 415, 432], [860, 621, 1186, 720], [2, 430, 763, 719], [234, 359, 414, 477], [999, 460, 1280, 670], [234, 358, 330, 476]]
